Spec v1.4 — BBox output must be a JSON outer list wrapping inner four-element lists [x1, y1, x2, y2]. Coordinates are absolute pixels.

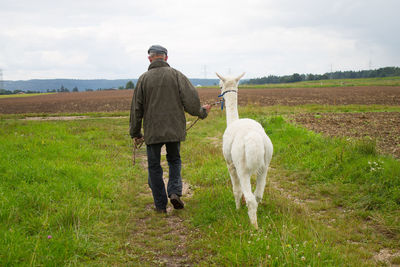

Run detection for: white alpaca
[[216, 72, 273, 229]]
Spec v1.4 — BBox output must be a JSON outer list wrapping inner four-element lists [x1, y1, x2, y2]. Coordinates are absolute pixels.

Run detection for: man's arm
[[177, 72, 209, 119], [129, 78, 144, 139]]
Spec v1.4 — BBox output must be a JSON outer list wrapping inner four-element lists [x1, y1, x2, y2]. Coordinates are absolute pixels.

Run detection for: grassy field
[[0, 118, 137, 265], [1, 105, 399, 266], [182, 108, 400, 266], [0, 93, 55, 99], [215, 76, 400, 89]]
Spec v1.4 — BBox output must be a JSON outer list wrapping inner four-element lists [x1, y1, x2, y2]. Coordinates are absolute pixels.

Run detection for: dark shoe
[[155, 208, 167, 213], [170, 194, 184, 209]]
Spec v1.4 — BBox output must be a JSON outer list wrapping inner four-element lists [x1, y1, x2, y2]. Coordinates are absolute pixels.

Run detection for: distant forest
[[0, 78, 219, 95], [2, 67, 400, 95], [245, 67, 400, 85]]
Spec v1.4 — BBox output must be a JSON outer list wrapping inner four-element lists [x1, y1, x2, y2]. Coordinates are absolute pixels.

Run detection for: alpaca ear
[[235, 72, 245, 82], [216, 72, 226, 82]]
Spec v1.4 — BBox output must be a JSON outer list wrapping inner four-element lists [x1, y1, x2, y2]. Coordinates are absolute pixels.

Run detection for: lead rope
[[186, 117, 200, 132], [131, 114, 202, 166], [132, 99, 225, 166], [132, 137, 144, 166], [185, 100, 223, 132]]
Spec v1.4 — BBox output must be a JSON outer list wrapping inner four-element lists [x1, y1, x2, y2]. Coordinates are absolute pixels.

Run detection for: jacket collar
[[148, 59, 170, 70]]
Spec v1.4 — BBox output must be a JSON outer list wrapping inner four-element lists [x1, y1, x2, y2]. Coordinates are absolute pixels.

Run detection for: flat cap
[[148, 45, 168, 55]]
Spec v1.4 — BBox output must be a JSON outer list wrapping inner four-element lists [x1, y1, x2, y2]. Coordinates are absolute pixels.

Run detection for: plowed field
[[1, 86, 400, 114], [292, 112, 400, 158], [1, 86, 399, 158]]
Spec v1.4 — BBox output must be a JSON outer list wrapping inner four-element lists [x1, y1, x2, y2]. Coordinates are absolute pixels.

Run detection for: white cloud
[[0, 0, 399, 80]]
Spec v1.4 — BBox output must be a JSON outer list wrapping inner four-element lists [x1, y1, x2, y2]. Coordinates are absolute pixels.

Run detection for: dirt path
[[21, 116, 128, 121], [17, 115, 195, 265], [129, 144, 194, 266]]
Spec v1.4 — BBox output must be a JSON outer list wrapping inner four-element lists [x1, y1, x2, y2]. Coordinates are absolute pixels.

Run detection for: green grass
[[1, 106, 399, 266], [200, 76, 400, 89], [242, 76, 400, 88], [0, 111, 129, 120], [0, 118, 141, 265], [2, 104, 400, 121], [181, 109, 400, 266], [241, 104, 400, 116], [0, 93, 55, 98], [261, 115, 400, 228]]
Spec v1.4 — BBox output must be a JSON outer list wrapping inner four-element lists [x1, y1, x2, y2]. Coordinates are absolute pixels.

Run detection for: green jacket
[[129, 60, 207, 144]]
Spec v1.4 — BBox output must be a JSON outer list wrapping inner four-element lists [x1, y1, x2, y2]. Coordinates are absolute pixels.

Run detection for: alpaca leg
[[254, 166, 268, 203], [237, 169, 258, 229], [227, 163, 242, 209]]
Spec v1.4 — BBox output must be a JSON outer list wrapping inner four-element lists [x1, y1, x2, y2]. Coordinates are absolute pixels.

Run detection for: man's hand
[[202, 104, 211, 114], [134, 137, 145, 147]]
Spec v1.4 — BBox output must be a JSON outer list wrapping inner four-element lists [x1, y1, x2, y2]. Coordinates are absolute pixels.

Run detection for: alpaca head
[[216, 72, 245, 94]]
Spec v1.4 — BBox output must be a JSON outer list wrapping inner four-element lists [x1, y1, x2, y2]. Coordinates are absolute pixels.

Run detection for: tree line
[[0, 81, 135, 95], [0, 89, 43, 95], [245, 66, 400, 85]]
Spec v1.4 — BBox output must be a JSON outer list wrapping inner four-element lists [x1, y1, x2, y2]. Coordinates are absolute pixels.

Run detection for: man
[[130, 45, 211, 213]]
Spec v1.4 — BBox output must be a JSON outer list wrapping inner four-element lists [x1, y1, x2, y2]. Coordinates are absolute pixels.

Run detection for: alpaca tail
[[244, 132, 265, 171]]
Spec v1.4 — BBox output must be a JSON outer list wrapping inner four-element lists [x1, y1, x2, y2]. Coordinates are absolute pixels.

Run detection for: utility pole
[[0, 68, 3, 90], [368, 50, 373, 70], [202, 65, 208, 79]]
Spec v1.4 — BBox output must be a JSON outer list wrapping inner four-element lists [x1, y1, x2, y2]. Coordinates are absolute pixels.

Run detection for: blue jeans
[[146, 142, 182, 210]]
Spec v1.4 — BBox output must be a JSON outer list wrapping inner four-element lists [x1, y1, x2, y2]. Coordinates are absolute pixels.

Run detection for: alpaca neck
[[224, 93, 239, 126]]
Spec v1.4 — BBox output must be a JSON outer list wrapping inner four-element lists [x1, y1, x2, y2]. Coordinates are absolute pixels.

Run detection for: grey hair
[[149, 52, 167, 59]]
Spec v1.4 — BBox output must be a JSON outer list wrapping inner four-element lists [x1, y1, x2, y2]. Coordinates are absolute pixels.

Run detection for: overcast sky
[[0, 0, 399, 80]]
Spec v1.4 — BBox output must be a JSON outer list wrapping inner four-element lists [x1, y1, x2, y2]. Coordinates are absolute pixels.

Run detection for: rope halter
[[218, 90, 237, 110]]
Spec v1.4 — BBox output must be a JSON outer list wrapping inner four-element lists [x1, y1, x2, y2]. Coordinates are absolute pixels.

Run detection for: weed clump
[[352, 137, 377, 155]]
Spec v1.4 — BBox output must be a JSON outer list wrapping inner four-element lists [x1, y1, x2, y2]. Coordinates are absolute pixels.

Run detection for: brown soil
[[1, 86, 400, 114], [201, 86, 400, 106], [292, 112, 400, 158], [0, 90, 133, 114]]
